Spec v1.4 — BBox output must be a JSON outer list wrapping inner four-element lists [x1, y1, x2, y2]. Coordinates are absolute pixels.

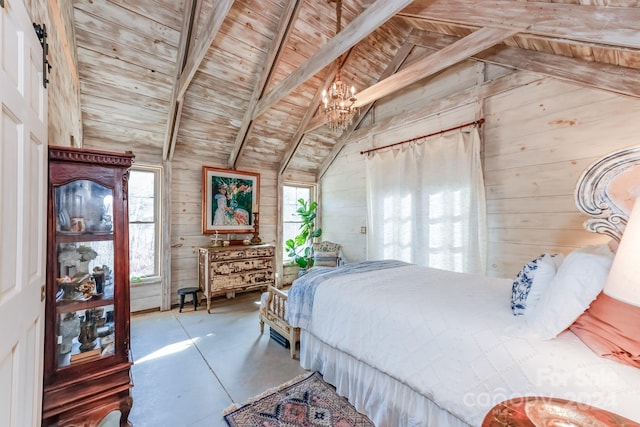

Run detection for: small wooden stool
[[177, 287, 199, 312]]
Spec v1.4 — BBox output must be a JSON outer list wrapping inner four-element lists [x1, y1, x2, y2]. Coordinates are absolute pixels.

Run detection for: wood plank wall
[[26, 0, 83, 148], [321, 62, 640, 278], [168, 144, 277, 307], [483, 78, 640, 277], [320, 139, 369, 264]]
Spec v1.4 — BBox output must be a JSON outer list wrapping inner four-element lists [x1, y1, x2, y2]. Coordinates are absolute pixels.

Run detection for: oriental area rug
[[223, 371, 375, 427]]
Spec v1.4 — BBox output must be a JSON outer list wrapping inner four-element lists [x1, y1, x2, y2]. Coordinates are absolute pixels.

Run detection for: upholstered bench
[[259, 286, 300, 359]]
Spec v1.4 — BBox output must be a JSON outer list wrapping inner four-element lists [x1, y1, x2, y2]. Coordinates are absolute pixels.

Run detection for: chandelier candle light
[[321, 0, 358, 132], [322, 71, 358, 132]]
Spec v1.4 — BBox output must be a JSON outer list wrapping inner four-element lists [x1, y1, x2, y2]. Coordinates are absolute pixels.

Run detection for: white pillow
[[511, 253, 564, 316], [525, 253, 565, 315], [526, 244, 614, 340]]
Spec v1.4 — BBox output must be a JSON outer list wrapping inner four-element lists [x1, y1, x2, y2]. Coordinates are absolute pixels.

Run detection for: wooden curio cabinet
[[43, 147, 135, 426]]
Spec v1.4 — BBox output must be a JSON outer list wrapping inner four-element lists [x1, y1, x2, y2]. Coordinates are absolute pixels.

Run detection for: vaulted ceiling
[[70, 0, 640, 179]]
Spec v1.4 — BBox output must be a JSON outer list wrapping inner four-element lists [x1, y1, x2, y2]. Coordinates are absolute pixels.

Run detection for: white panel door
[[0, 1, 48, 426]]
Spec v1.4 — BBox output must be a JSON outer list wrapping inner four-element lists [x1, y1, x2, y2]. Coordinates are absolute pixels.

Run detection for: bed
[[261, 147, 640, 426]]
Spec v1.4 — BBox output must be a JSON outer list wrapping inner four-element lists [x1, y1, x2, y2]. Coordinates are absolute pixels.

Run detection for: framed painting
[[202, 166, 259, 234]]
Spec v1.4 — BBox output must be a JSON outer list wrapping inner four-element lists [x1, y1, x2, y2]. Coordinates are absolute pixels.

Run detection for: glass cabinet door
[[56, 179, 113, 234], [53, 180, 116, 368], [56, 305, 115, 367]]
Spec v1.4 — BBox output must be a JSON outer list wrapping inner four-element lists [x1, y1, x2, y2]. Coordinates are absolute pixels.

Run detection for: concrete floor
[[128, 290, 307, 427]]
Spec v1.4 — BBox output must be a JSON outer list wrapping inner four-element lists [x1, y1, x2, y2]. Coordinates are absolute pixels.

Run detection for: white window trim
[[129, 164, 162, 285], [282, 182, 317, 256]]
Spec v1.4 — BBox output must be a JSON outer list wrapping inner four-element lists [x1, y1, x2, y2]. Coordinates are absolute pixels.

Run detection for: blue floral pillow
[[511, 256, 544, 315], [511, 253, 562, 316]]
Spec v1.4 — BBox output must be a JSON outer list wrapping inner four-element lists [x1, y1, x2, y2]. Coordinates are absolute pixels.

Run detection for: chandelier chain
[[322, 0, 358, 132]]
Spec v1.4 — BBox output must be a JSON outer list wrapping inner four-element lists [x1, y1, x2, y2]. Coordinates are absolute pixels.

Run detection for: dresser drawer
[[211, 269, 274, 292], [210, 258, 273, 275], [209, 248, 247, 261], [244, 246, 275, 258]]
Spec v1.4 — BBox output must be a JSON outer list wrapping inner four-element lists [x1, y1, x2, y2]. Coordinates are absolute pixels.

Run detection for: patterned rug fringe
[[222, 371, 314, 416]]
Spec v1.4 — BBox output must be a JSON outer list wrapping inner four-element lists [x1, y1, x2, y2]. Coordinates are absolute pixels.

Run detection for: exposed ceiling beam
[[350, 70, 542, 142], [316, 39, 416, 179], [177, 0, 234, 99], [399, 0, 640, 50], [278, 56, 348, 176], [162, 0, 198, 161], [163, 0, 234, 160], [227, 0, 303, 169], [253, 0, 414, 120], [307, 37, 416, 133], [410, 30, 640, 99], [355, 27, 518, 108]]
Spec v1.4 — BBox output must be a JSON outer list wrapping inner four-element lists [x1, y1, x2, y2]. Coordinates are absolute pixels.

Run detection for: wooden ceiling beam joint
[[278, 59, 344, 176], [411, 29, 640, 99], [177, 0, 235, 100], [315, 37, 416, 179], [228, 0, 303, 169], [162, 0, 198, 160], [254, 0, 414, 120], [400, 0, 640, 50], [164, 0, 234, 161], [354, 27, 518, 108]]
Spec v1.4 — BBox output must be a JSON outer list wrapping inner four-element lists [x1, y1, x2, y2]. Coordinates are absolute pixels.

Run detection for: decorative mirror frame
[[575, 146, 640, 242]]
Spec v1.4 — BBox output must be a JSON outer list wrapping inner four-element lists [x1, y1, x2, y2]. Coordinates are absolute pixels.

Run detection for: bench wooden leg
[[289, 336, 296, 359]]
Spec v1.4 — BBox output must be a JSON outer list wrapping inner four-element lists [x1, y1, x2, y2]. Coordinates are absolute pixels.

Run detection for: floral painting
[[202, 167, 259, 234]]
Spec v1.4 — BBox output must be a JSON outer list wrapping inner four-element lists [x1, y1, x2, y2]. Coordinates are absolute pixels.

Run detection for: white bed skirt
[[300, 330, 472, 427]]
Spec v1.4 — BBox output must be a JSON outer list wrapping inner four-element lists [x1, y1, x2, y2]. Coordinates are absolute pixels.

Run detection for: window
[[282, 184, 313, 259], [128, 167, 161, 281], [367, 129, 486, 274]]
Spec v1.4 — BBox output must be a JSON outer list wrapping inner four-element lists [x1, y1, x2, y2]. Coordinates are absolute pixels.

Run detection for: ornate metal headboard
[[575, 146, 640, 242]]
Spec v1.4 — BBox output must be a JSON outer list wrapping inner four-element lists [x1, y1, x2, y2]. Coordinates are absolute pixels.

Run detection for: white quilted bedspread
[[304, 263, 640, 425]]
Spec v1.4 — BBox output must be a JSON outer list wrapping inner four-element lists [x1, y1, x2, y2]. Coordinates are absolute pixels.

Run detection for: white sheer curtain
[[366, 128, 487, 274]]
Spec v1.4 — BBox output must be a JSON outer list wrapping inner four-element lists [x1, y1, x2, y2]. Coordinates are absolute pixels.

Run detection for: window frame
[[128, 165, 162, 285], [282, 183, 317, 260]]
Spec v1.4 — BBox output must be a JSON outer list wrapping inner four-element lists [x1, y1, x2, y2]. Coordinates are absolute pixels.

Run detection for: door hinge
[[33, 23, 51, 88], [41, 285, 46, 302]]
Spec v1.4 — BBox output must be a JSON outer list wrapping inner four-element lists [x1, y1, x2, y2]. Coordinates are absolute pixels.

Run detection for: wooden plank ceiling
[[71, 0, 640, 178]]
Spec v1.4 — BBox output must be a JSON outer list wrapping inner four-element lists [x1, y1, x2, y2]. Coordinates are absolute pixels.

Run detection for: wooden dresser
[[198, 244, 275, 313]]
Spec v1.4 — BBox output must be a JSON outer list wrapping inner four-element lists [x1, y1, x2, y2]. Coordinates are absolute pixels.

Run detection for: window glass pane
[[283, 222, 299, 243], [128, 168, 159, 279], [283, 186, 310, 220], [129, 171, 155, 222], [129, 170, 155, 197], [283, 202, 298, 220], [282, 185, 312, 258], [129, 223, 155, 278]]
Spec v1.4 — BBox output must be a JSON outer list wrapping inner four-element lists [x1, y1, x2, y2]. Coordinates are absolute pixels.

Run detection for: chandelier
[[321, 0, 358, 132], [322, 71, 357, 132]]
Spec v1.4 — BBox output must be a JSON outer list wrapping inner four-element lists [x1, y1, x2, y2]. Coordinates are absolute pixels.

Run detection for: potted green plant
[[285, 198, 322, 274]]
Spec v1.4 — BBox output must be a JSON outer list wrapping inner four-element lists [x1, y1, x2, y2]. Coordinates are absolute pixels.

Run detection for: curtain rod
[[360, 118, 485, 155]]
